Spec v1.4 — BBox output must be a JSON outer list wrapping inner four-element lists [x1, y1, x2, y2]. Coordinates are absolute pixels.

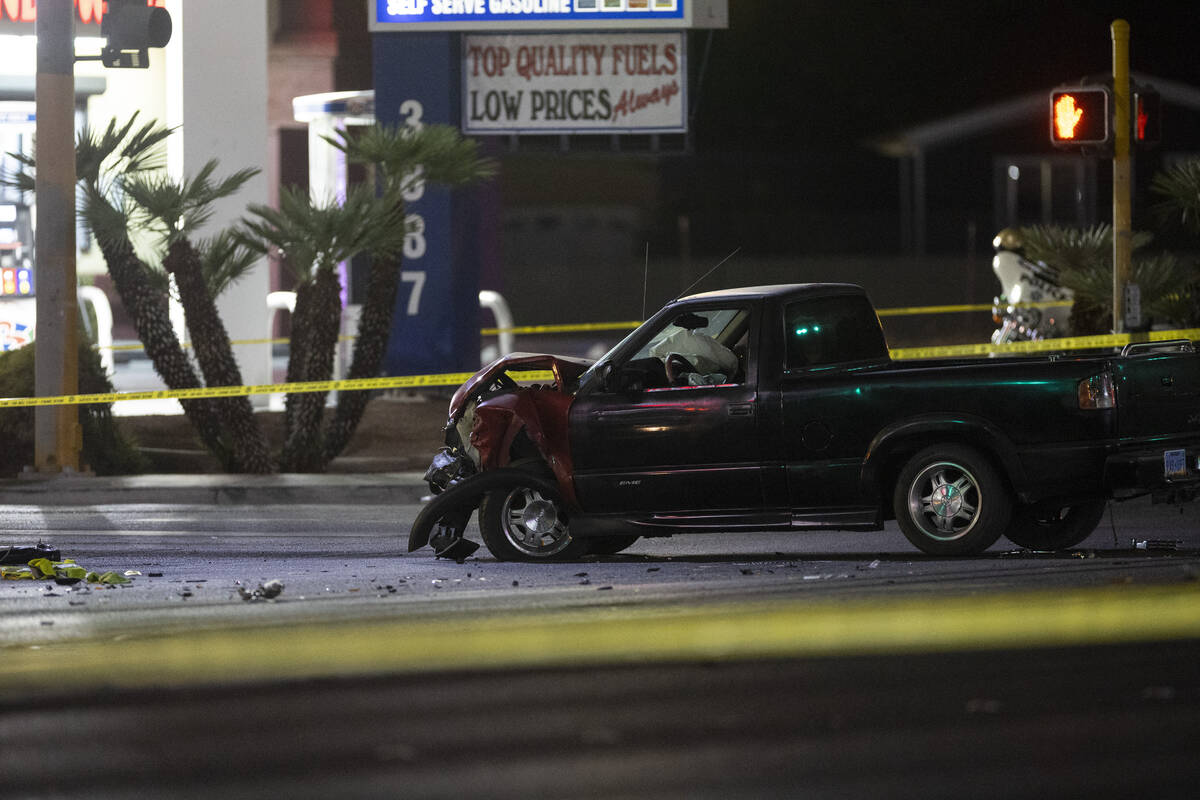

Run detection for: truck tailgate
[[1116, 350, 1200, 441]]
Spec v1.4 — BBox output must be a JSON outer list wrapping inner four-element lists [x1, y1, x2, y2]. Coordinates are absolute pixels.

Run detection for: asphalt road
[[2, 497, 1198, 798], [1, 497, 1198, 644]]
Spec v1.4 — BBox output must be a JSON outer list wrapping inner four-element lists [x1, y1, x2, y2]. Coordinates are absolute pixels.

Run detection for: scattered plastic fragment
[[1133, 539, 1181, 551], [87, 571, 132, 585], [0, 543, 60, 566], [236, 579, 285, 602]]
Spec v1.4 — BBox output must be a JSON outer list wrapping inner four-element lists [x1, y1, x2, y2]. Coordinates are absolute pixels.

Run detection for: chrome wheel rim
[[907, 461, 981, 541], [500, 486, 572, 557]]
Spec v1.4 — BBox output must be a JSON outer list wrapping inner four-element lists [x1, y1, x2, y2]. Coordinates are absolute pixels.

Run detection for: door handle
[[728, 403, 755, 417]]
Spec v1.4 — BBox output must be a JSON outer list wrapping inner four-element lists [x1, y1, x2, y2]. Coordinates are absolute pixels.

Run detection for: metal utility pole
[[34, 0, 80, 473], [1111, 19, 1132, 334]]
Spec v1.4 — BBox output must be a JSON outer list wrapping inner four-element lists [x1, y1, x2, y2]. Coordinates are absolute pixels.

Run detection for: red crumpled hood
[[448, 352, 594, 421]]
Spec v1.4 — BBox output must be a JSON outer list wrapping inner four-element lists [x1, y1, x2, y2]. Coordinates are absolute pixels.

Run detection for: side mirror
[[598, 362, 615, 391]]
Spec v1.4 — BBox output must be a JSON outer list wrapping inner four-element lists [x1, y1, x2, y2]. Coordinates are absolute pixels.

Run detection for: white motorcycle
[[990, 229, 1073, 343]]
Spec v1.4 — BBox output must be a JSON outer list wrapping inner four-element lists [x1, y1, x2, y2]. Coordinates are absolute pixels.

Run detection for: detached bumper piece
[[408, 467, 563, 557]]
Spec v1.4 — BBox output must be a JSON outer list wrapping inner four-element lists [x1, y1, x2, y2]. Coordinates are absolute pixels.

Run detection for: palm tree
[[123, 161, 274, 473], [6, 115, 237, 469], [1150, 158, 1200, 325], [319, 124, 495, 466], [1018, 223, 1195, 333], [241, 182, 409, 471]]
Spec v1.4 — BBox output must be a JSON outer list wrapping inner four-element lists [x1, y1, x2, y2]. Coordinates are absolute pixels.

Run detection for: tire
[[893, 444, 1011, 556], [1005, 500, 1107, 551], [584, 535, 641, 556], [479, 464, 587, 562]]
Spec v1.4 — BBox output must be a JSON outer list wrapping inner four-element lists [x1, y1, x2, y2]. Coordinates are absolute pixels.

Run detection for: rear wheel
[[893, 444, 1011, 556], [1005, 500, 1107, 551], [479, 464, 587, 562]]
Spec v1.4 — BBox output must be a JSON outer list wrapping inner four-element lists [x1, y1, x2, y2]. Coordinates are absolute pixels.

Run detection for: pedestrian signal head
[[1050, 88, 1109, 146]]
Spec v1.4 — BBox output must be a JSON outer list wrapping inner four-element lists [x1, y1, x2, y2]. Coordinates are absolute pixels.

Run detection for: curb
[[0, 472, 431, 507]]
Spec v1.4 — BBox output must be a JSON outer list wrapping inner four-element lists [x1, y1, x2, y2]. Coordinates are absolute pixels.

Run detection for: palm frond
[[1150, 158, 1200, 235], [326, 123, 496, 189], [242, 183, 408, 285], [198, 230, 261, 298], [0, 150, 36, 192], [124, 159, 260, 242], [1135, 251, 1200, 326]]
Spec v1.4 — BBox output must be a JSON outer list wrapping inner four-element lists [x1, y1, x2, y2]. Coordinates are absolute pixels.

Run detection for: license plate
[[1163, 449, 1187, 479]]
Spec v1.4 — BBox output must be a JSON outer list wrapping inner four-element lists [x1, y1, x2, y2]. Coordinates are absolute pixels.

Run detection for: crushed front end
[[410, 353, 592, 559]]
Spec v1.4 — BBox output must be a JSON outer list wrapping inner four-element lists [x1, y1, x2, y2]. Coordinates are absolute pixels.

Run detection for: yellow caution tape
[[874, 300, 1065, 317], [20, 326, 1200, 409], [99, 301, 1057, 353], [0, 370, 558, 409], [890, 328, 1200, 360]]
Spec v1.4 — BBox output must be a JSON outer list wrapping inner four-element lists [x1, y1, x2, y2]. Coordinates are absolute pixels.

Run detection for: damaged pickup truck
[[410, 283, 1200, 561]]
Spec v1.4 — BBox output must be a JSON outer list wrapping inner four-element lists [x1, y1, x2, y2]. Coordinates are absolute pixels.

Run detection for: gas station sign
[[464, 32, 685, 133], [370, 0, 728, 31]]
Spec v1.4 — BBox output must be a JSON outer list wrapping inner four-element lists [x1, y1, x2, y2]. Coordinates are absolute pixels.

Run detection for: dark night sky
[[694, 1, 1199, 151], [657, 1, 1200, 256]]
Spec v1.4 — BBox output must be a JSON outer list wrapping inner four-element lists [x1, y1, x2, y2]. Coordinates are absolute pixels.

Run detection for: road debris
[[236, 579, 285, 602], [0, 543, 60, 565], [2, 557, 132, 584], [1133, 539, 1181, 551]]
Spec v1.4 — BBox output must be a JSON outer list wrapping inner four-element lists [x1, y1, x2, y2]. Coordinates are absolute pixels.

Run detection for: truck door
[[570, 305, 762, 514], [776, 294, 891, 525]]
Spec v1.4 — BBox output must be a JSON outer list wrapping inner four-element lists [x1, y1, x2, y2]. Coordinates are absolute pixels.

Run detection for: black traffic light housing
[[1134, 88, 1161, 145], [1049, 86, 1110, 146], [100, 0, 172, 69]]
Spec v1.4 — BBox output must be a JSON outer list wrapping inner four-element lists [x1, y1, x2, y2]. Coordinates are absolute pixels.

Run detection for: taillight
[[1078, 372, 1116, 409]]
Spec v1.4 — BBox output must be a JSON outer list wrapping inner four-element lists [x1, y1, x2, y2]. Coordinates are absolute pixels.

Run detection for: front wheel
[[479, 467, 587, 562], [1005, 500, 1107, 551], [893, 444, 1011, 556]]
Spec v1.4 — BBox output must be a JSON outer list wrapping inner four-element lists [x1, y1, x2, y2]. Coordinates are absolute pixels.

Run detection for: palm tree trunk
[[95, 229, 234, 470], [279, 267, 342, 472], [163, 239, 273, 474], [321, 254, 402, 466]]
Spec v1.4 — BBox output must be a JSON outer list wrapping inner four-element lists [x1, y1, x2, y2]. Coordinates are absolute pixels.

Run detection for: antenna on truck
[[674, 247, 741, 302], [642, 242, 650, 321]]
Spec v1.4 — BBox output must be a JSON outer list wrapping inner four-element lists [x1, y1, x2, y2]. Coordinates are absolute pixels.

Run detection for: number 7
[[400, 271, 426, 316]]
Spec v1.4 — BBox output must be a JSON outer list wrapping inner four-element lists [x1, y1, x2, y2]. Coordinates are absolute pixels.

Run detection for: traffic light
[[100, 0, 172, 69], [1134, 89, 1161, 144], [1049, 87, 1109, 146]]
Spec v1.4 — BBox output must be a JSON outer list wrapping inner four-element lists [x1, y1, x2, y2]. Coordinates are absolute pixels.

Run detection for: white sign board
[[463, 32, 686, 134]]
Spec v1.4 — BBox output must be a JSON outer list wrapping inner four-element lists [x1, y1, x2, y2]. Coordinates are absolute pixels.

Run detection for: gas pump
[[0, 101, 37, 352], [0, 202, 35, 351], [0, 102, 115, 371]]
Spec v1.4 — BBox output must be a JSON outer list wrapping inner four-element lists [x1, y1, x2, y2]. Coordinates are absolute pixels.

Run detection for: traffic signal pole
[[1111, 19, 1132, 333], [34, 0, 81, 473]]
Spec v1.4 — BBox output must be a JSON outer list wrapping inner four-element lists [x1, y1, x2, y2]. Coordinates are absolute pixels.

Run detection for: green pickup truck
[[411, 283, 1200, 560]]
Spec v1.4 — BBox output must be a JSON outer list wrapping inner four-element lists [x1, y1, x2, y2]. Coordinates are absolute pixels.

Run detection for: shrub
[[0, 339, 145, 477]]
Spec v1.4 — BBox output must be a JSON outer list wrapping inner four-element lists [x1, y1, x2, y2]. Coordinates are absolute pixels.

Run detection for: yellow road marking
[[2, 585, 1197, 692]]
